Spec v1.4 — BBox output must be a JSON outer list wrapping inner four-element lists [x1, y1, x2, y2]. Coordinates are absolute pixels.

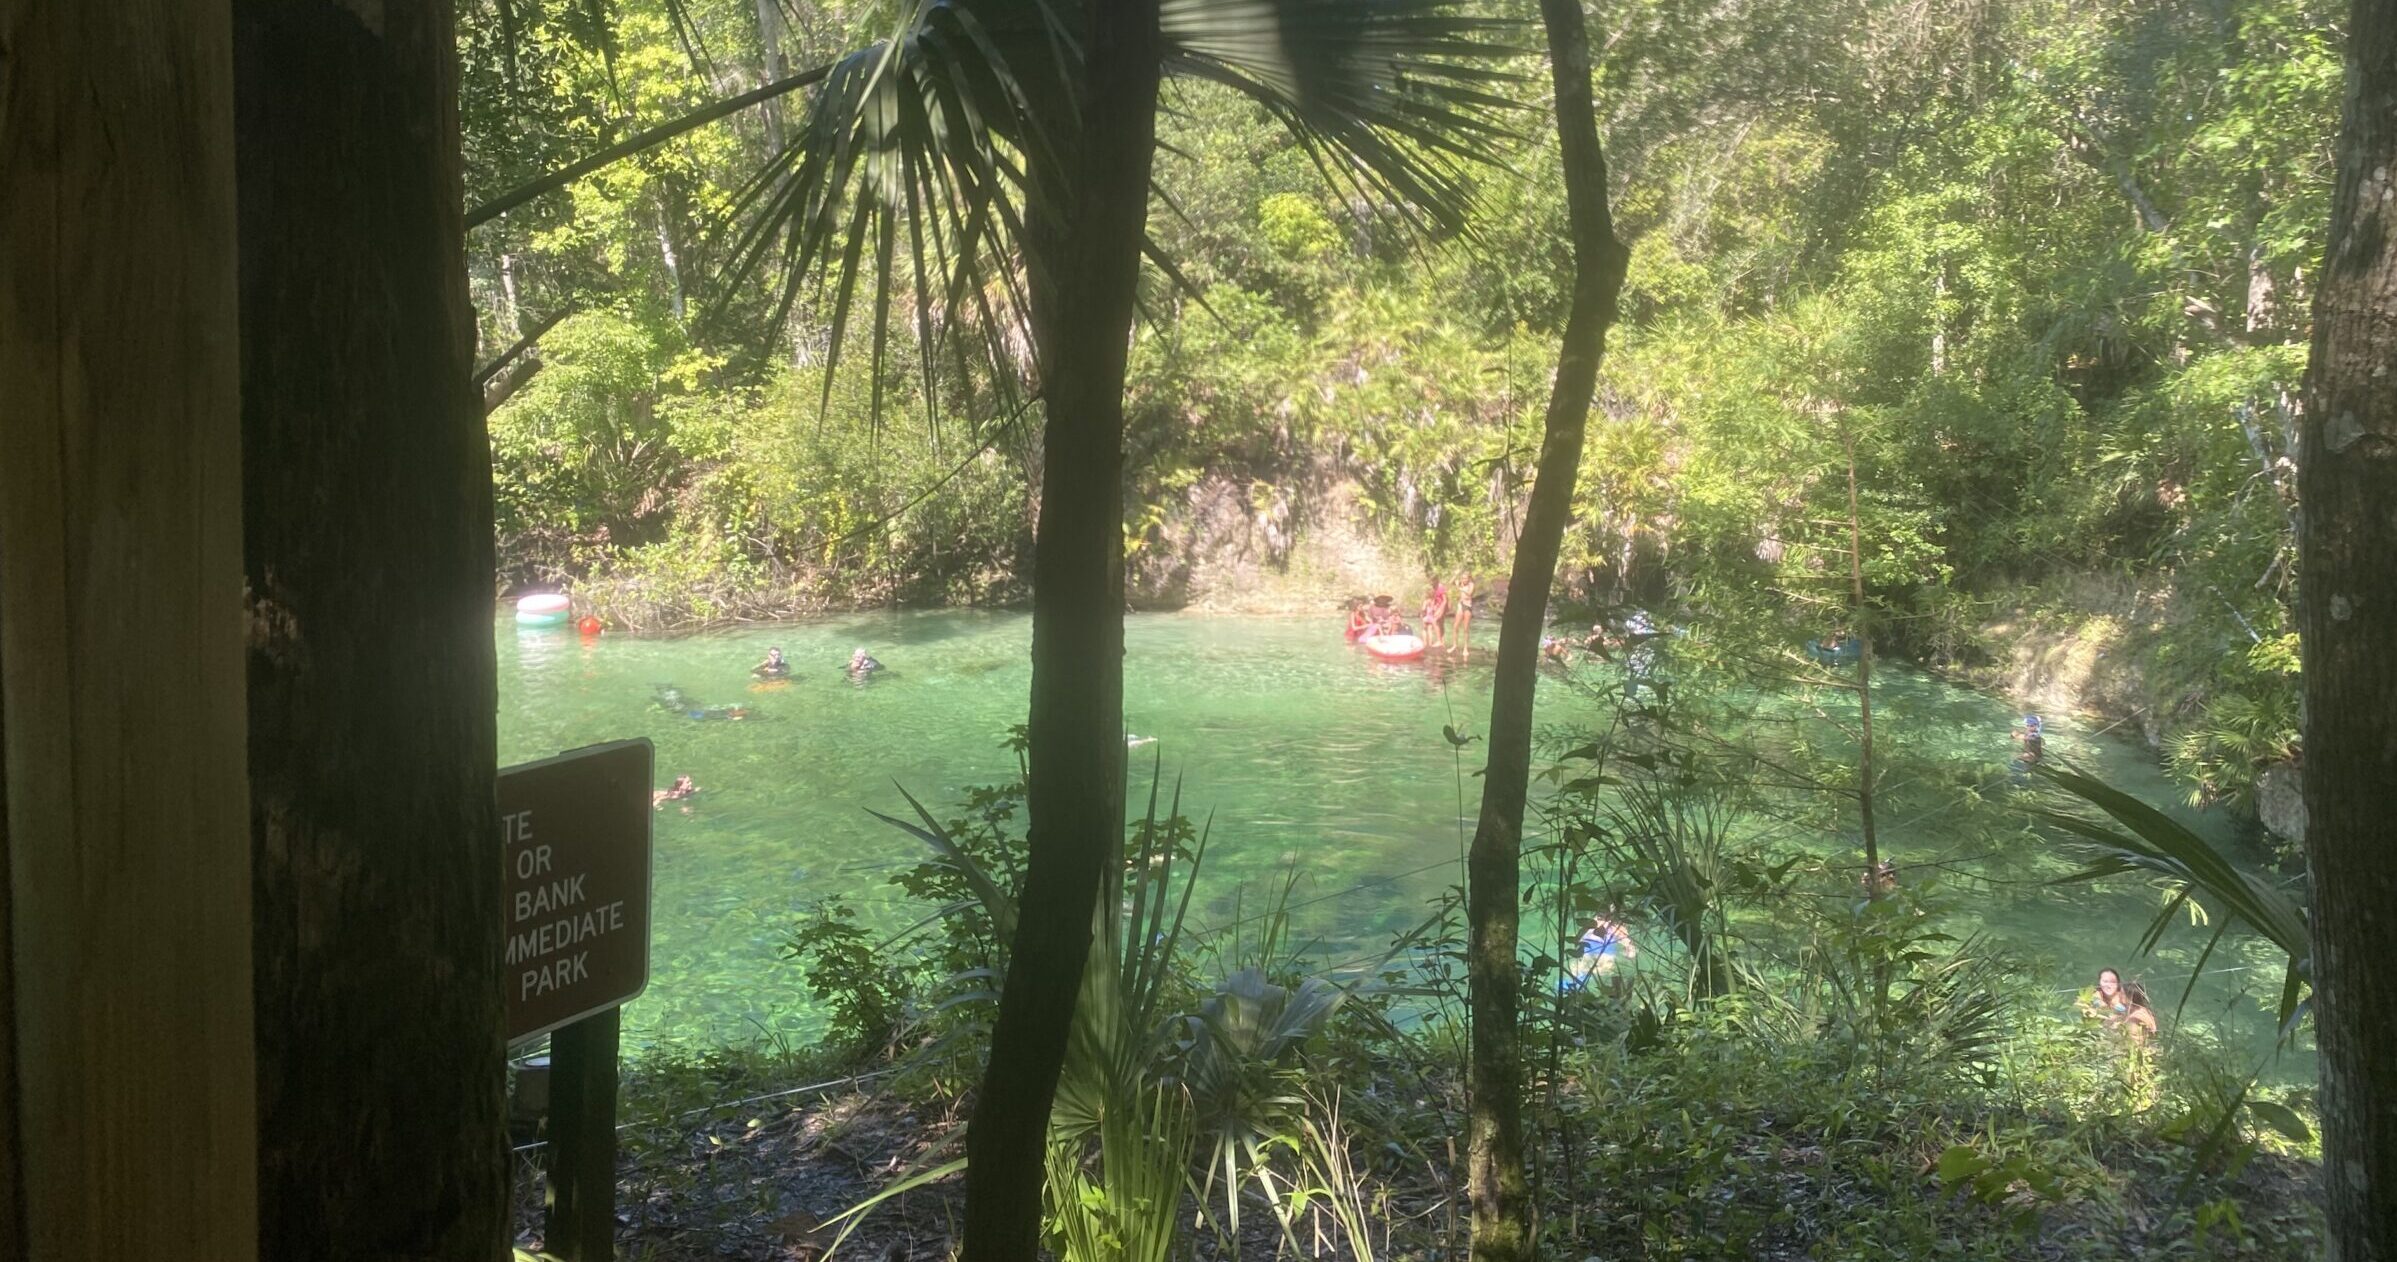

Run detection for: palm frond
[[695, 0, 1517, 427], [1161, 0, 1522, 234]]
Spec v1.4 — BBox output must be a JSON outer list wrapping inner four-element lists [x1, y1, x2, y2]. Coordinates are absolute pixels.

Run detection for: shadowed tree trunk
[[234, 2, 509, 1256], [2298, 2, 2397, 1256], [961, 0, 1162, 1255], [1464, 0, 1628, 1257]]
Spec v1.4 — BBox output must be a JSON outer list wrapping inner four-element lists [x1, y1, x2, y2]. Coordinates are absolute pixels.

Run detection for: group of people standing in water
[[1348, 575, 1480, 648]]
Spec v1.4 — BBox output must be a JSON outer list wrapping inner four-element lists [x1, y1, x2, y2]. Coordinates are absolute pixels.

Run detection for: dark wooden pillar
[[0, 0, 258, 1256]]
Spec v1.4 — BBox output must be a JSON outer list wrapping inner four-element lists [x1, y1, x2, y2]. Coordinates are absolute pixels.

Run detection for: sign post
[[500, 739, 654, 1262]]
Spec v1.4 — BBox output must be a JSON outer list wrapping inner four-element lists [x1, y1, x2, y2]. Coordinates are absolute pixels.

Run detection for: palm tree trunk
[[234, 2, 509, 1255], [961, 1, 1162, 1257], [1464, 1, 1628, 1258], [2298, 3, 2397, 1254]]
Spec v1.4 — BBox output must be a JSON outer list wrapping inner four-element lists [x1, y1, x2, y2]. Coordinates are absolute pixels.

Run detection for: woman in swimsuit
[[1450, 575, 1476, 651], [2086, 968, 2158, 1041]]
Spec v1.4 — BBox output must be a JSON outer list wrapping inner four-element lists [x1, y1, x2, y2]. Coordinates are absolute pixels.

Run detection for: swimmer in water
[[1562, 911, 1638, 994], [2014, 714, 2045, 764], [847, 647, 884, 678], [753, 646, 790, 680], [2085, 967, 2158, 1042], [653, 775, 699, 809]]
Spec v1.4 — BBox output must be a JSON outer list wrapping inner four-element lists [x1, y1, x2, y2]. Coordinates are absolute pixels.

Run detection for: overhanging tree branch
[[466, 62, 835, 228]]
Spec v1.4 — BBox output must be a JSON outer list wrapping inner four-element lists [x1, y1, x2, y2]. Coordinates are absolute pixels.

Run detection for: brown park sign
[[501, 739, 654, 1045]]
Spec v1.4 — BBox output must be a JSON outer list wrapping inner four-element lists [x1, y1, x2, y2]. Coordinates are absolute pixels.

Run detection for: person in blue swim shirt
[[2015, 714, 2045, 764], [1562, 910, 1638, 993]]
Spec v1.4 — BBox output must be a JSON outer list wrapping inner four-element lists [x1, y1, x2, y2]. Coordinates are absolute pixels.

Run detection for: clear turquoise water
[[496, 611, 2312, 1078]]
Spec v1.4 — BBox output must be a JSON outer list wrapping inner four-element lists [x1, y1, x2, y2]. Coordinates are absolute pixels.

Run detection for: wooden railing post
[[545, 1009, 622, 1260]]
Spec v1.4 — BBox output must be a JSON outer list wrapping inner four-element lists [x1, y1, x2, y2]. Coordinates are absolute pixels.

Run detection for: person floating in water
[[2084, 967, 2157, 1042], [1541, 634, 1572, 666], [752, 646, 790, 680], [1451, 575, 1477, 651], [1421, 581, 1449, 649], [653, 684, 749, 721], [1346, 599, 1375, 641], [653, 774, 700, 809], [847, 647, 884, 679]]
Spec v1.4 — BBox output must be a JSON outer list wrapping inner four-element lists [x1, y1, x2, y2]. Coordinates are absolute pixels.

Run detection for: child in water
[[1421, 582, 1449, 648]]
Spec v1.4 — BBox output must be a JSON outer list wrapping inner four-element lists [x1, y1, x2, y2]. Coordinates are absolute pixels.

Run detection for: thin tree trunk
[[1464, 0, 1627, 1256], [234, 2, 509, 1256], [500, 250, 524, 335], [1844, 432, 1879, 878], [2298, 3, 2397, 1255], [756, 0, 788, 153], [658, 198, 687, 323], [960, 0, 1161, 1256]]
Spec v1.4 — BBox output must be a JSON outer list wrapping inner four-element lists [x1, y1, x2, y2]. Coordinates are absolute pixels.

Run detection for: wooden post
[[0, 0, 256, 1256], [546, 1009, 622, 1260]]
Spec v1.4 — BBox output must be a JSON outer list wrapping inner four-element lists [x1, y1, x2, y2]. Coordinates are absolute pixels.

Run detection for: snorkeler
[[653, 774, 700, 809], [752, 646, 790, 680]]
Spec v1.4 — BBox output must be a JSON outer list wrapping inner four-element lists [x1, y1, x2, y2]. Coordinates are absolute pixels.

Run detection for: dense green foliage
[[462, 0, 2333, 809]]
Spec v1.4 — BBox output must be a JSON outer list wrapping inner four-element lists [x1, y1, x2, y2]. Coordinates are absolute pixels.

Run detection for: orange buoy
[[577, 616, 602, 636]]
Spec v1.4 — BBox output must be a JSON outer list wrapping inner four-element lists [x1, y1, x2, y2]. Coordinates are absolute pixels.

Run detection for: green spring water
[[497, 610, 2311, 1078]]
